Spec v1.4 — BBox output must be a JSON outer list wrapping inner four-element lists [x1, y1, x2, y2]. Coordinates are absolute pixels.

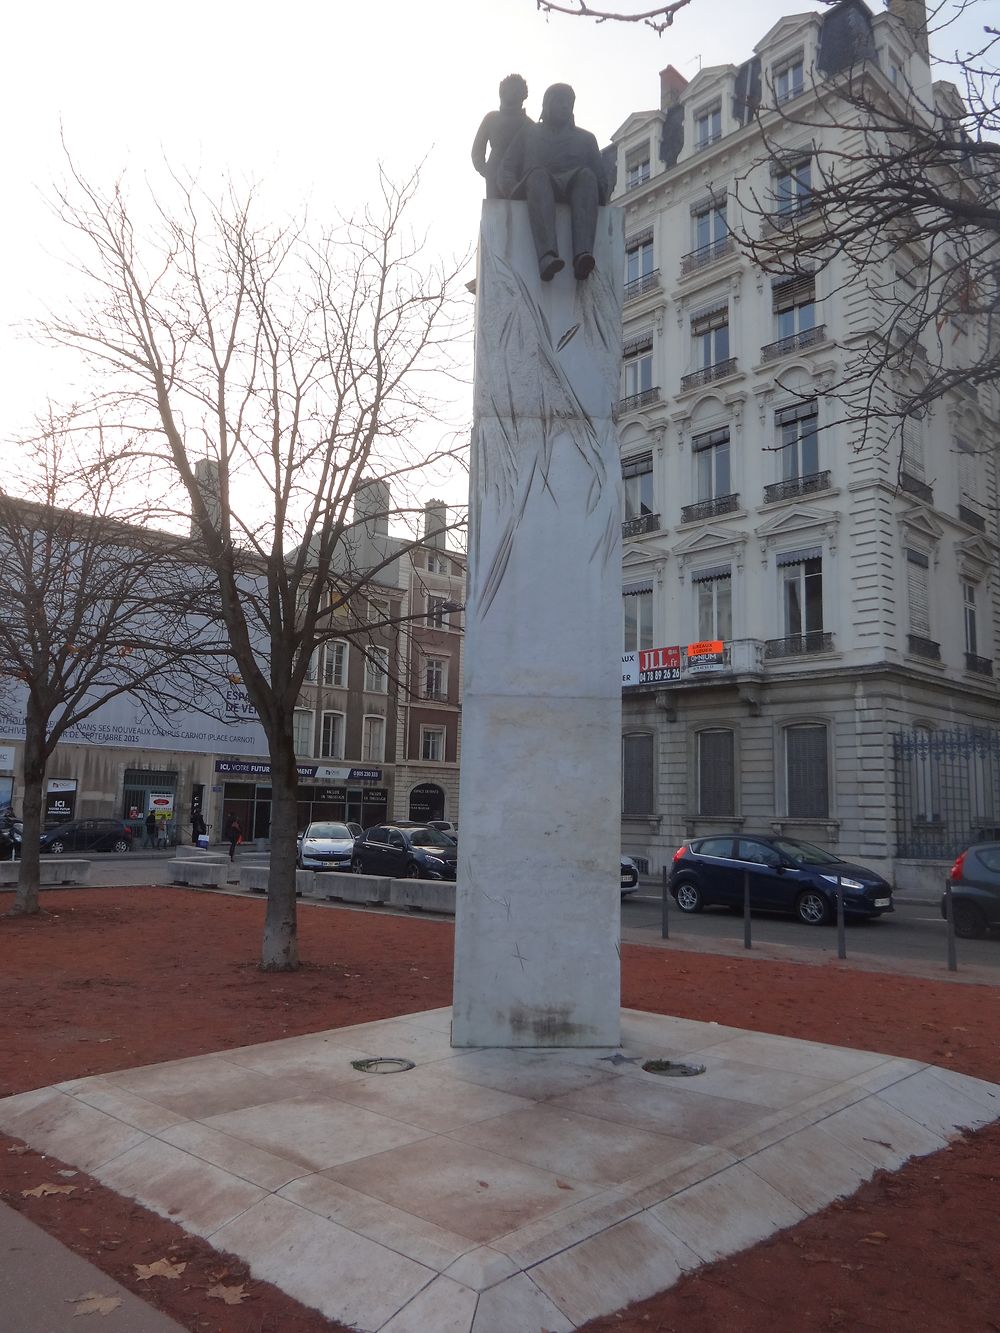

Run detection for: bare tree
[[535, 0, 693, 34], [732, 1, 999, 456], [0, 414, 223, 916], [35, 161, 468, 969]]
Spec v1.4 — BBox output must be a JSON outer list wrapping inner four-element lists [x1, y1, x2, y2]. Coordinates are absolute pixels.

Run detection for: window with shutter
[[698, 730, 735, 815], [785, 725, 829, 818], [906, 550, 930, 636], [623, 733, 655, 815]]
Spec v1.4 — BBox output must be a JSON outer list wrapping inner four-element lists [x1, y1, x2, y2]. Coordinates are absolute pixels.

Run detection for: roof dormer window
[[694, 103, 722, 151]]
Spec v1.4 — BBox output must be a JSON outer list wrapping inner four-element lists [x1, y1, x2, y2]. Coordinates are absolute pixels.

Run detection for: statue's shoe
[[573, 252, 596, 279], [539, 253, 565, 281]]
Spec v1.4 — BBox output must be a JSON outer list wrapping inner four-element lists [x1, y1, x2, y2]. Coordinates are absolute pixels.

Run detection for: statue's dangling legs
[[523, 167, 601, 282]]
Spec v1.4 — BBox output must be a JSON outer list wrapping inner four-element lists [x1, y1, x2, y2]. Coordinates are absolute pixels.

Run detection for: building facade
[[611, 0, 999, 888]]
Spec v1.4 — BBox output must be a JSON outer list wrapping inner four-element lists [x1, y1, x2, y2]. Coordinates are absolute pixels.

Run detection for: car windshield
[[408, 828, 454, 848], [306, 823, 353, 840], [773, 837, 844, 867]]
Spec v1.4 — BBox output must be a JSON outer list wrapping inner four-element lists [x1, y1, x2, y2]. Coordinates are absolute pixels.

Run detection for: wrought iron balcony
[[624, 269, 661, 302], [423, 689, 449, 702], [760, 325, 826, 362], [959, 504, 987, 532], [618, 387, 660, 415], [680, 358, 738, 392], [680, 237, 734, 275], [622, 512, 660, 538], [900, 472, 934, 504], [764, 632, 834, 659], [908, 634, 941, 661], [680, 493, 739, 524], [763, 471, 831, 504], [965, 653, 994, 677]]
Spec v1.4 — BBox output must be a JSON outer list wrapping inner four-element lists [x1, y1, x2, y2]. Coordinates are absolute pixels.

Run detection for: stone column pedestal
[[452, 200, 624, 1048]]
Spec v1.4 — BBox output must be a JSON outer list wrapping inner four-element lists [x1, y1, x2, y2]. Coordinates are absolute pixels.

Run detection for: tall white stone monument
[[452, 199, 624, 1047]]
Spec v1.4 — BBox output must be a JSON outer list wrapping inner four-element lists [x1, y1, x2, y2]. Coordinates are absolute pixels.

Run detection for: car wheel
[[952, 899, 987, 940], [48, 840, 67, 855], [404, 862, 421, 879], [673, 880, 703, 913], [111, 838, 130, 854], [351, 856, 364, 874], [796, 889, 831, 926]]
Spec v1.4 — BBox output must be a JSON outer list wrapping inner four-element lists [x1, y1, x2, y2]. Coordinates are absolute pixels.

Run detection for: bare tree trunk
[[14, 701, 45, 916], [261, 739, 299, 971]]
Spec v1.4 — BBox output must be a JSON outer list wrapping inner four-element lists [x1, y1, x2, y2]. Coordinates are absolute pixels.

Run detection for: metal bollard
[[836, 874, 846, 960], [661, 865, 670, 940], [943, 880, 957, 973], [743, 869, 752, 949]]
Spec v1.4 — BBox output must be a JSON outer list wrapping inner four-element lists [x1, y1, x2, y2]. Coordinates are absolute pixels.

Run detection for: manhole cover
[[641, 1059, 706, 1077], [350, 1057, 415, 1074]]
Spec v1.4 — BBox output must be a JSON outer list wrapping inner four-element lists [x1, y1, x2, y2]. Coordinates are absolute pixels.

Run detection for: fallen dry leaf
[[68, 1291, 123, 1317], [22, 1182, 76, 1198], [133, 1258, 186, 1280], [860, 1231, 889, 1245], [555, 1180, 575, 1191], [206, 1282, 249, 1305]]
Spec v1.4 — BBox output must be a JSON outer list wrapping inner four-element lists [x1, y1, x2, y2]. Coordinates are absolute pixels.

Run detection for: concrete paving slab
[[2, 1005, 998, 1331]]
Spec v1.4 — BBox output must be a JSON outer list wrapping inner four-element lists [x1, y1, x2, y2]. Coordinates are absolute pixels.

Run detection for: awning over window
[[692, 426, 731, 451], [776, 545, 822, 567], [622, 452, 653, 479], [623, 580, 654, 596], [775, 400, 818, 426], [623, 332, 654, 357], [692, 564, 731, 582], [626, 227, 654, 248]]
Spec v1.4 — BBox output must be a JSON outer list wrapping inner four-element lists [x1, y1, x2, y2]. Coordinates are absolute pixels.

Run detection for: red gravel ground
[[1, 887, 998, 1332]]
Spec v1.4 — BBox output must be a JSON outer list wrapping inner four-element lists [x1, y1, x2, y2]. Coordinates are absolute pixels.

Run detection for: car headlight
[[424, 855, 444, 866], [820, 875, 863, 891]]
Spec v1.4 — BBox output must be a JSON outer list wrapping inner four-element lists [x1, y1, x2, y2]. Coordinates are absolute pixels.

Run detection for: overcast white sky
[[0, 0, 984, 510]]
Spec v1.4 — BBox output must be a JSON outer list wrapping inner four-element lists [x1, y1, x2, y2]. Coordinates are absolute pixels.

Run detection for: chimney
[[190, 458, 221, 538], [423, 499, 448, 550], [354, 477, 390, 538], [659, 65, 689, 109], [886, 0, 929, 61]]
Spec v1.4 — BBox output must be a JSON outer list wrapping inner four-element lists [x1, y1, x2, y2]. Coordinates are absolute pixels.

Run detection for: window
[[625, 144, 651, 189], [323, 640, 347, 688], [368, 596, 389, 624], [626, 231, 654, 290], [365, 646, 389, 692], [303, 648, 318, 684], [691, 306, 729, 370], [693, 427, 731, 502], [779, 549, 823, 637], [362, 714, 385, 762], [424, 656, 448, 700], [623, 335, 654, 401], [623, 453, 654, 522], [901, 414, 924, 479], [320, 711, 345, 759], [421, 726, 445, 762], [956, 438, 977, 501], [964, 581, 978, 656], [776, 402, 819, 481], [774, 158, 811, 215], [695, 103, 722, 149], [623, 583, 653, 652], [693, 201, 727, 253], [426, 596, 450, 628], [623, 733, 654, 815], [693, 565, 732, 640], [785, 724, 829, 818], [774, 57, 804, 103], [292, 709, 314, 755], [773, 275, 816, 340], [910, 725, 938, 821], [698, 730, 735, 816], [906, 549, 930, 636], [426, 552, 448, 575]]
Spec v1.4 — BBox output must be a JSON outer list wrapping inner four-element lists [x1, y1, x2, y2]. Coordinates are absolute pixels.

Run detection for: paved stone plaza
[[1, 1007, 997, 1331]]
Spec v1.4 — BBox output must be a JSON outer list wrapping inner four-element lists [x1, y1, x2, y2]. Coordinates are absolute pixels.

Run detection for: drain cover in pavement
[[641, 1059, 706, 1077], [350, 1057, 415, 1074]]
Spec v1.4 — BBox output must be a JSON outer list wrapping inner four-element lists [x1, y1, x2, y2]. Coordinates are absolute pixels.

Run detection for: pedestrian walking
[[144, 810, 157, 850], [228, 816, 242, 862], [191, 809, 206, 845]]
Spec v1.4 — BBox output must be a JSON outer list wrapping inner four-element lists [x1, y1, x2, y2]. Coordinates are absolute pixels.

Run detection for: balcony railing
[[680, 358, 738, 392], [760, 325, 826, 362], [965, 653, 994, 677], [622, 512, 660, 538], [762, 200, 816, 234], [900, 472, 934, 504], [764, 632, 834, 659], [763, 471, 832, 504], [908, 634, 941, 661], [424, 689, 449, 702], [624, 269, 661, 302], [959, 504, 987, 532], [680, 493, 740, 524], [680, 237, 734, 275], [618, 386, 660, 415]]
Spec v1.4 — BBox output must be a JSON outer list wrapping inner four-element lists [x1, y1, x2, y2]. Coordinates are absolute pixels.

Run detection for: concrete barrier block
[[40, 860, 93, 886], [0, 863, 18, 886], [389, 879, 456, 914], [322, 872, 390, 905], [296, 869, 315, 897], [238, 865, 269, 893], [169, 859, 225, 888]]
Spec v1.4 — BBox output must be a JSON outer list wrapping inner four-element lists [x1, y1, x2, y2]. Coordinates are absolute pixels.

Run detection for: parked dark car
[[40, 819, 133, 855], [621, 855, 639, 895], [351, 824, 458, 880], [669, 834, 893, 925], [941, 843, 1000, 938]]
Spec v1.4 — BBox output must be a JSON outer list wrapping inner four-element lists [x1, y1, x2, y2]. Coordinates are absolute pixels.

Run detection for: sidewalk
[[0, 1202, 186, 1332]]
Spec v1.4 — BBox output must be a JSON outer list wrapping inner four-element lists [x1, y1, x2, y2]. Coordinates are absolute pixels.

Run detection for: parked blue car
[[669, 834, 893, 926]]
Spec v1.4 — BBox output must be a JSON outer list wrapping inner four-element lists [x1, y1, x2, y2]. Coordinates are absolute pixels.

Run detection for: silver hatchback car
[[297, 821, 358, 871]]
